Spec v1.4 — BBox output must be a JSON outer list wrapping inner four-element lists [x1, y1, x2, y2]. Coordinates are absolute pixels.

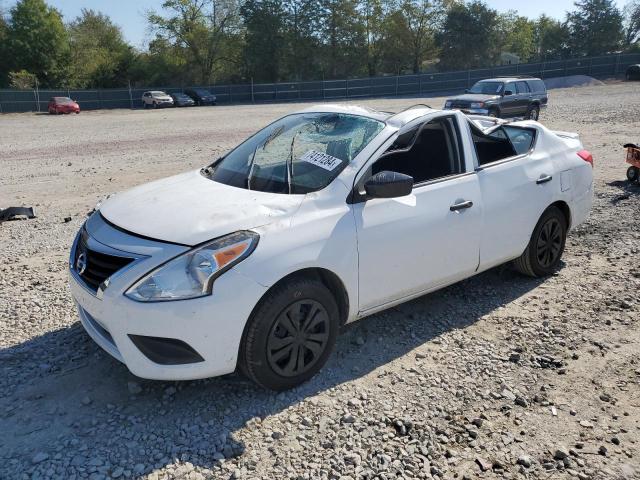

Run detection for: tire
[[153, 102, 157, 109], [239, 276, 339, 391], [514, 206, 567, 278], [488, 107, 499, 118], [526, 104, 540, 121], [627, 166, 639, 183]]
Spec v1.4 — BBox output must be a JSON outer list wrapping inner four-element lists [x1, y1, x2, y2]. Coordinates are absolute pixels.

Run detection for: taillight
[[577, 150, 593, 167]]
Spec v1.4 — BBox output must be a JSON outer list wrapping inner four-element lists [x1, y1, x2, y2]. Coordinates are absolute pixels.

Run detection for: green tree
[[241, 0, 287, 82], [534, 15, 570, 60], [6, 0, 70, 87], [499, 12, 536, 63], [319, 0, 367, 78], [437, 1, 501, 70], [624, 0, 640, 47], [0, 13, 8, 86], [565, 0, 624, 56], [398, 0, 445, 74], [68, 9, 135, 88], [281, 0, 323, 80], [148, 0, 242, 85]]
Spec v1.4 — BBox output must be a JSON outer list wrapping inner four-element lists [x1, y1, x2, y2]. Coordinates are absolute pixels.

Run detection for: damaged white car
[[69, 105, 593, 390]]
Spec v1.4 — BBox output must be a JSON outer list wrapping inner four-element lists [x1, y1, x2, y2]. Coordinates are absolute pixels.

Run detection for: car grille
[[449, 101, 471, 109], [74, 235, 135, 292]]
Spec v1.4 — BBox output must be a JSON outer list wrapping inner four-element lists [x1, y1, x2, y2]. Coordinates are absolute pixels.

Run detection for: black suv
[[443, 77, 547, 120], [184, 88, 217, 106]]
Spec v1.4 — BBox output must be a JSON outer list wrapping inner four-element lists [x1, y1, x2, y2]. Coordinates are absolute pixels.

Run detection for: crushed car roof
[[298, 104, 437, 128]]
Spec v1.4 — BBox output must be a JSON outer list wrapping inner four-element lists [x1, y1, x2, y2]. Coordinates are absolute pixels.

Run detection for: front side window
[[207, 113, 385, 194], [504, 83, 517, 95], [468, 81, 504, 95], [371, 117, 463, 184]]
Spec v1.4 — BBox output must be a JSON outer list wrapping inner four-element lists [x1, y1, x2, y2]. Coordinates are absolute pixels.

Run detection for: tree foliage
[[565, 0, 624, 56], [1, 0, 639, 89], [6, 0, 69, 87]]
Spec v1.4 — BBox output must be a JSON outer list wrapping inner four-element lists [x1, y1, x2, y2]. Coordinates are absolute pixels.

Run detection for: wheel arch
[[247, 267, 350, 328], [549, 200, 572, 230]]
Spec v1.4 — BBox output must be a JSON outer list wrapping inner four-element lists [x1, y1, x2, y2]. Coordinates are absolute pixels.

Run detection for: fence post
[[614, 53, 620, 75], [34, 77, 40, 112], [229, 85, 233, 104], [128, 81, 133, 109], [251, 77, 254, 103], [395, 73, 399, 96], [467, 69, 471, 88]]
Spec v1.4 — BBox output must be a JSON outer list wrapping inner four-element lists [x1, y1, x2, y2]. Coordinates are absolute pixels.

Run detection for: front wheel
[[526, 104, 540, 121], [627, 166, 639, 183], [488, 107, 499, 118], [514, 206, 567, 277], [239, 277, 339, 390]]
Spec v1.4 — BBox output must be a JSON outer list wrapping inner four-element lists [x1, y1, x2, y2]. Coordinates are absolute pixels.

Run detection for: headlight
[[444, 101, 452, 108], [470, 102, 485, 108], [125, 231, 259, 302]]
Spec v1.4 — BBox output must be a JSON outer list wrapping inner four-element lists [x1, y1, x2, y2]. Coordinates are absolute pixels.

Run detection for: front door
[[352, 114, 482, 313]]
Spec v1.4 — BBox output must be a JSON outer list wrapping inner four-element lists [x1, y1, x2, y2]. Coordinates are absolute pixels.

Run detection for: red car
[[48, 97, 80, 114]]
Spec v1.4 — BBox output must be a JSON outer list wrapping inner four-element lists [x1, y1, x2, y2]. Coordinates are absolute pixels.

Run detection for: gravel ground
[[1, 82, 639, 480]]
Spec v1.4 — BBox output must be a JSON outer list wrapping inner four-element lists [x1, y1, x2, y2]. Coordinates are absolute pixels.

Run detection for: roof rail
[[386, 103, 433, 121]]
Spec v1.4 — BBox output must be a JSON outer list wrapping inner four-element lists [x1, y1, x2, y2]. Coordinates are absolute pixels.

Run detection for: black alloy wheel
[[514, 206, 567, 277], [266, 299, 330, 377], [535, 217, 562, 269], [240, 277, 339, 390]]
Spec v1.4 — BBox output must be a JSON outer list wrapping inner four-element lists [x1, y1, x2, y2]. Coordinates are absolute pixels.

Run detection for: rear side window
[[516, 81, 530, 94], [503, 126, 535, 154], [471, 123, 536, 165], [528, 80, 546, 93]]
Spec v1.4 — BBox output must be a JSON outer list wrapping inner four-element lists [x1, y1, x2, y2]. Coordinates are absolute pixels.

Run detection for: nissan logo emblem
[[76, 252, 87, 275]]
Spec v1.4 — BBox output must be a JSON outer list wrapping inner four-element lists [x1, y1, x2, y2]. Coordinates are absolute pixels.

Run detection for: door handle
[[450, 200, 473, 211], [536, 174, 553, 185]]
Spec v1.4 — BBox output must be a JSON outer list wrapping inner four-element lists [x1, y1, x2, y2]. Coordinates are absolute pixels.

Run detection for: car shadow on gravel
[[607, 180, 640, 203], [0, 266, 546, 477]]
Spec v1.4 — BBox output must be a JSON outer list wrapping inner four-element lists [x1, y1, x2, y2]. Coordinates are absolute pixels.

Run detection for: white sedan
[[69, 105, 593, 390]]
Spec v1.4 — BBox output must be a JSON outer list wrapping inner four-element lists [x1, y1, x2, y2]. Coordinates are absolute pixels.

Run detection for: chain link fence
[[1, 53, 639, 114]]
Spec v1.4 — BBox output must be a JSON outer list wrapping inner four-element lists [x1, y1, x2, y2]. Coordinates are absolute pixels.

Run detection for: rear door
[[515, 81, 532, 115], [501, 82, 519, 116], [471, 124, 556, 270]]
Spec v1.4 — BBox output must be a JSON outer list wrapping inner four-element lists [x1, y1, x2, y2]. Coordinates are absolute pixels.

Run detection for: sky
[[3, 0, 632, 48]]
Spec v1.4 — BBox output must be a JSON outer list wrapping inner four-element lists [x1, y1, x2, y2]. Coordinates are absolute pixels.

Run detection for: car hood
[[99, 170, 304, 246], [154, 96, 172, 101], [447, 94, 499, 102]]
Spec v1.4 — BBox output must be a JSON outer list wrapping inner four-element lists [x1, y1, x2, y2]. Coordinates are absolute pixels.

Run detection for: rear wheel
[[627, 166, 639, 183], [514, 206, 567, 277], [526, 104, 540, 120], [240, 277, 339, 390]]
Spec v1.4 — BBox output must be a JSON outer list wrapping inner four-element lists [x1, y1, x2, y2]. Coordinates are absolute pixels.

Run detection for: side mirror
[[364, 171, 413, 199], [504, 90, 514, 96]]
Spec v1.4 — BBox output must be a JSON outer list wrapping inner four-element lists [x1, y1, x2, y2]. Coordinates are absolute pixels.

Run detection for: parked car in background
[[141, 91, 174, 108], [69, 104, 593, 390], [444, 77, 548, 120], [48, 97, 80, 114], [185, 88, 217, 106], [625, 64, 640, 81], [170, 92, 196, 107]]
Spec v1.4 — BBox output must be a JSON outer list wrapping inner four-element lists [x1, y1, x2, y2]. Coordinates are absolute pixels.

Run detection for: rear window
[[528, 80, 546, 93]]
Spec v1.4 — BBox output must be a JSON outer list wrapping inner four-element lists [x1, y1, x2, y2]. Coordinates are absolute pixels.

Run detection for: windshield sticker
[[299, 150, 343, 171]]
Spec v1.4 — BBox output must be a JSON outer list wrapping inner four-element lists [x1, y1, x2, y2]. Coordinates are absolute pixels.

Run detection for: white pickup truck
[[69, 105, 593, 390]]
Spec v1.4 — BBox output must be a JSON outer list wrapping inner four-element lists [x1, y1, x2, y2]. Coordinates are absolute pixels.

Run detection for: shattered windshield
[[206, 113, 385, 194], [468, 81, 504, 95]]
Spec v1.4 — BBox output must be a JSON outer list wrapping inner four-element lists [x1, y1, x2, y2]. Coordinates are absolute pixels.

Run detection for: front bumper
[[69, 214, 268, 380]]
